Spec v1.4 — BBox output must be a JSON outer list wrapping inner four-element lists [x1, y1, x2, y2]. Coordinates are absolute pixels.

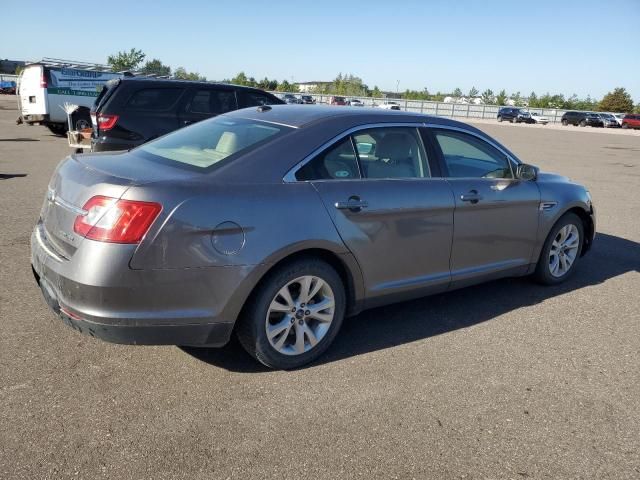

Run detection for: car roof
[[119, 77, 267, 91], [224, 104, 481, 130]]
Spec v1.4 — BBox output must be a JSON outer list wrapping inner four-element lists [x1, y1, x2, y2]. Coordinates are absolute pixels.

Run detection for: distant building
[[0, 59, 25, 74], [295, 81, 332, 93]]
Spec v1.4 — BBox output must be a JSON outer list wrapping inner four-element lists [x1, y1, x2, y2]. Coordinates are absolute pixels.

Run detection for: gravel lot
[[1, 96, 638, 479]]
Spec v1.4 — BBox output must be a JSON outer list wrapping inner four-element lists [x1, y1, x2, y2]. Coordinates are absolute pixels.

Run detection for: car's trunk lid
[[41, 150, 203, 258]]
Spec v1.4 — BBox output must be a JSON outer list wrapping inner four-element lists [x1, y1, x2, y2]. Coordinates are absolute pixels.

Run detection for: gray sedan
[[31, 106, 596, 369]]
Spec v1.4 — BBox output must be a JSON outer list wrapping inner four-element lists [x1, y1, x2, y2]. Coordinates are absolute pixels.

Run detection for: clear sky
[[2, 0, 638, 100]]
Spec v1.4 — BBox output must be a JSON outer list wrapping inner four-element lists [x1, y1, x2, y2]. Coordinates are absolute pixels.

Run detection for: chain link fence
[[273, 92, 571, 124]]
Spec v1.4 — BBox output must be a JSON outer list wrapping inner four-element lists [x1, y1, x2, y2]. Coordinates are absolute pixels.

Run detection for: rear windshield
[[138, 116, 290, 169]]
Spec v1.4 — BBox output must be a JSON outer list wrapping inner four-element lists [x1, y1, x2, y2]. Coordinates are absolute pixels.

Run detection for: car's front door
[[294, 126, 455, 306], [426, 127, 540, 286]]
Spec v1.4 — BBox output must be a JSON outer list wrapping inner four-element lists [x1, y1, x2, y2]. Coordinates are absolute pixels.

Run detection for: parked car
[[497, 107, 533, 123], [561, 111, 604, 127], [596, 113, 619, 128], [282, 93, 302, 104], [329, 96, 346, 106], [621, 114, 640, 129], [378, 101, 401, 110], [611, 113, 625, 126], [530, 112, 549, 124], [0, 80, 17, 94], [32, 106, 595, 369], [89, 78, 283, 152], [300, 95, 315, 104], [346, 98, 364, 107]]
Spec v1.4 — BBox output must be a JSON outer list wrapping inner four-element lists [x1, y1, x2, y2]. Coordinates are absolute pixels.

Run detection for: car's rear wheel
[[622, 123, 629, 129], [562, 119, 568, 126], [511, 116, 516, 123], [579, 120, 587, 127], [533, 213, 584, 285], [498, 115, 503, 122], [237, 259, 346, 369]]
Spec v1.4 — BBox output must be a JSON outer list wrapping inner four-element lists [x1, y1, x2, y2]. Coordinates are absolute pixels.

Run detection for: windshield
[[138, 117, 290, 169]]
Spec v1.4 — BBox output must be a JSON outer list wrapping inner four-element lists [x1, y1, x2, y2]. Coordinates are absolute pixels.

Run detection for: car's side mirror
[[516, 163, 538, 181]]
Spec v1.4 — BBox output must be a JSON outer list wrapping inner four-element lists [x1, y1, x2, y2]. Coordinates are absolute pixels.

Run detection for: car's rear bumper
[[22, 113, 49, 124], [91, 136, 140, 152], [31, 223, 237, 347]]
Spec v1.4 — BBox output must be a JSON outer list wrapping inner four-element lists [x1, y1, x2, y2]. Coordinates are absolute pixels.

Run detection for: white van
[[18, 60, 123, 135]]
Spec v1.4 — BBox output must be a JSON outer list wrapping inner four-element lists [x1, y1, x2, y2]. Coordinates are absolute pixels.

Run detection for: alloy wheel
[[265, 275, 335, 356], [548, 224, 580, 278]]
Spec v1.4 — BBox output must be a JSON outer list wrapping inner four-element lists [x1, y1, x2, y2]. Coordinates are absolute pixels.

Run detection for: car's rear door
[[425, 127, 540, 287], [295, 125, 455, 307], [117, 85, 186, 142]]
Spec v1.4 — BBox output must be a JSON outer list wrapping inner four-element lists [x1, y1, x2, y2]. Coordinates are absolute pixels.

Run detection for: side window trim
[[424, 124, 519, 179]]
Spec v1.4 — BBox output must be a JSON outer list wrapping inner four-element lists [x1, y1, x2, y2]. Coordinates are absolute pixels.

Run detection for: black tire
[[236, 258, 346, 369], [579, 120, 587, 127], [510, 116, 516, 123], [622, 123, 629, 129], [46, 123, 67, 136], [533, 212, 584, 285], [497, 115, 503, 122], [561, 119, 568, 126]]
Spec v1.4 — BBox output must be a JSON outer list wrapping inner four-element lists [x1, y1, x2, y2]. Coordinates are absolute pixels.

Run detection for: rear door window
[[354, 127, 429, 179], [126, 88, 183, 111], [185, 88, 237, 115], [296, 138, 360, 181]]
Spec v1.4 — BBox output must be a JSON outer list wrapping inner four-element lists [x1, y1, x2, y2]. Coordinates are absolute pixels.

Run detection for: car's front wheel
[[237, 259, 346, 369], [533, 213, 584, 285]]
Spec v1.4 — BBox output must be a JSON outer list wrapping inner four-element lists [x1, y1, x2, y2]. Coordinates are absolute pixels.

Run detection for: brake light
[[40, 73, 47, 89], [73, 196, 162, 244], [97, 114, 119, 131]]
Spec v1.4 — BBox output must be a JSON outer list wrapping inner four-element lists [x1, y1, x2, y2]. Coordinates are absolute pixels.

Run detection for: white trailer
[[17, 58, 123, 136]]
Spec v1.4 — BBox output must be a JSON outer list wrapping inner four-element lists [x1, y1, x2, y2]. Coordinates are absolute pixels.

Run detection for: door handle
[[335, 196, 368, 212], [183, 120, 194, 126], [460, 190, 483, 203]]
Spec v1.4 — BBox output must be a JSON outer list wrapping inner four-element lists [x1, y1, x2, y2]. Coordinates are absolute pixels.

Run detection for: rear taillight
[[96, 113, 119, 131], [73, 196, 162, 244], [40, 73, 47, 88]]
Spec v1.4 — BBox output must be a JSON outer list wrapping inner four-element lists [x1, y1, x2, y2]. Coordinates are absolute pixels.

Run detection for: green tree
[[452, 87, 463, 97], [468, 86, 479, 98], [598, 87, 634, 113], [231, 72, 249, 86], [277, 80, 294, 92], [496, 89, 508, 106], [528, 92, 538, 107], [635, 103, 640, 114], [174, 67, 206, 81], [480, 89, 494, 104], [141, 58, 171, 77], [107, 48, 146, 71], [371, 85, 382, 98], [511, 91, 525, 106]]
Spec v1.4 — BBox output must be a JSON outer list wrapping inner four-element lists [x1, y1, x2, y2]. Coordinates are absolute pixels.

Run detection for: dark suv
[[561, 111, 604, 127], [90, 78, 283, 152], [497, 107, 533, 123]]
